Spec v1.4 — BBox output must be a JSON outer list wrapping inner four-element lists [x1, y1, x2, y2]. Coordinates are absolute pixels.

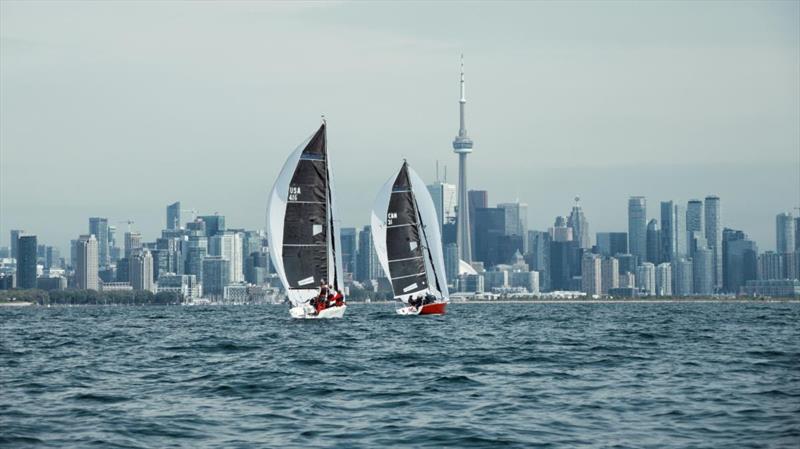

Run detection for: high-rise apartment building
[[17, 235, 38, 289], [656, 262, 672, 296], [704, 196, 721, 290], [581, 253, 602, 296], [660, 202, 675, 262], [628, 197, 647, 264], [124, 232, 142, 258], [10, 229, 25, 260], [130, 248, 154, 292], [75, 234, 99, 290], [202, 256, 230, 296], [498, 201, 528, 240], [198, 215, 225, 238], [673, 258, 693, 296], [356, 226, 380, 282], [209, 231, 244, 283], [693, 246, 714, 295], [776, 213, 795, 254], [646, 220, 661, 263], [636, 262, 656, 296], [686, 200, 704, 253], [601, 257, 619, 295]]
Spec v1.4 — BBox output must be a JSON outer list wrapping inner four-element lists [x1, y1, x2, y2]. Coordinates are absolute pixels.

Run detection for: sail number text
[[288, 186, 302, 201]]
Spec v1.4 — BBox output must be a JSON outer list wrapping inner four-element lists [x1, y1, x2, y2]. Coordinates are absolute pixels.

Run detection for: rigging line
[[414, 178, 443, 295]]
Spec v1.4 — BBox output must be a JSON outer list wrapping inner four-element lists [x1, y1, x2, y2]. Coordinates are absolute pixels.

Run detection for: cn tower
[[453, 55, 474, 263]]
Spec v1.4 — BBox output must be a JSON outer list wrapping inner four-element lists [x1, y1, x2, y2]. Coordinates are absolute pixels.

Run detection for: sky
[[1, 1, 799, 254]]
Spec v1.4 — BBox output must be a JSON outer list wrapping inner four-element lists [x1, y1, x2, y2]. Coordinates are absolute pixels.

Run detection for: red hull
[[419, 302, 447, 315]]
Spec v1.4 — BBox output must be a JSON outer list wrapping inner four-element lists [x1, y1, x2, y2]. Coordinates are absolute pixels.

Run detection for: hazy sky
[[2, 1, 799, 254]]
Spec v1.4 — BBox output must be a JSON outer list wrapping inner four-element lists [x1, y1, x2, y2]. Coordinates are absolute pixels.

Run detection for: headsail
[[267, 123, 341, 306], [371, 162, 449, 302]]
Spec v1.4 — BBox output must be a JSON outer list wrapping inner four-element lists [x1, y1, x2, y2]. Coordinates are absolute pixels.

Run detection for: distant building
[[656, 262, 672, 296], [37, 276, 67, 291], [89, 217, 110, 267], [202, 256, 229, 296], [596, 232, 627, 257], [628, 197, 647, 264], [356, 226, 380, 282], [723, 229, 758, 293], [776, 213, 795, 254], [340, 227, 357, 277], [510, 271, 539, 294], [75, 234, 99, 290], [427, 182, 457, 235], [566, 197, 590, 249], [526, 231, 551, 292], [741, 279, 800, 297], [17, 235, 38, 289], [198, 215, 226, 238], [616, 253, 637, 276], [646, 220, 661, 264], [467, 190, 488, 259], [693, 246, 714, 295], [758, 251, 783, 280], [498, 201, 528, 247], [601, 257, 619, 295], [704, 196, 722, 290], [550, 241, 580, 291], [551, 216, 573, 242], [444, 243, 459, 285], [184, 246, 207, 280], [209, 231, 244, 283], [673, 258, 693, 296], [620, 272, 636, 289], [157, 274, 200, 300], [636, 262, 656, 296], [10, 229, 25, 260], [474, 207, 506, 267], [167, 201, 181, 230], [674, 203, 687, 260], [686, 200, 704, 252], [130, 249, 155, 292], [124, 232, 142, 258], [660, 201, 675, 262], [581, 253, 602, 296]]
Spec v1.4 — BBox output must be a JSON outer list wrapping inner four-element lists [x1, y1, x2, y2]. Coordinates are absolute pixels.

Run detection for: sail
[[371, 162, 449, 301], [267, 123, 339, 306], [406, 166, 449, 299]]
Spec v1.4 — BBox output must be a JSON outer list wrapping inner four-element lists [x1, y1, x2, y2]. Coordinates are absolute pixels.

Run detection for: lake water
[[1, 302, 798, 448]]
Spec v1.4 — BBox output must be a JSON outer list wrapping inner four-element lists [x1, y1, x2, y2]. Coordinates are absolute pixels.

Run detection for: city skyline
[[2, 1, 799, 254]]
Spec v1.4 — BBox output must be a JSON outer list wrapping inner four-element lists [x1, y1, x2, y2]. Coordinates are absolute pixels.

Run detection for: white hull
[[290, 304, 347, 319], [396, 306, 422, 316]]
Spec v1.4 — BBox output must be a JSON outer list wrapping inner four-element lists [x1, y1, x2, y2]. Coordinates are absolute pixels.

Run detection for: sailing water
[[2, 302, 799, 448]]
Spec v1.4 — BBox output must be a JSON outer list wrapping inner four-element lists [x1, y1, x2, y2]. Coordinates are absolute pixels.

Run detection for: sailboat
[[267, 122, 346, 319], [371, 161, 449, 315]]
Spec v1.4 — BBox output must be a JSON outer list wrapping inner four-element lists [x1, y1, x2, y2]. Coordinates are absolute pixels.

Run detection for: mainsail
[[371, 162, 449, 302], [267, 123, 343, 306]]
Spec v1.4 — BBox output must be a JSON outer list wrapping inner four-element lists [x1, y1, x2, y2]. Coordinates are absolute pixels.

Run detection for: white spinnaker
[[266, 134, 318, 307], [407, 166, 450, 299], [370, 175, 394, 291]]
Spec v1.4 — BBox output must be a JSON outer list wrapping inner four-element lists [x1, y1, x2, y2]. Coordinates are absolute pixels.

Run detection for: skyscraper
[[340, 227, 357, 277], [17, 235, 37, 289], [551, 216, 573, 242], [427, 182, 457, 235], [704, 196, 722, 291], [498, 201, 528, 246], [693, 246, 714, 295], [628, 197, 647, 264], [209, 231, 244, 283], [636, 262, 656, 296], [674, 258, 693, 296], [130, 248, 154, 292], [10, 229, 24, 260], [356, 225, 380, 282], [526, 230, 551, 292], [596, 232, 627, 257], [444, 243, 459, 285], [776, 213, 795, 254], [89, 217, 109, 267], [581, 253, 602, 295], [646, 220, 661, 264], [674, 203, 687, 260], [660, 201, 675, 262], [202, 256, 230, 296], [198, 215, 225, 238], [453, 56, 474, 263], [567, 197, 590, 249], [601, 257, 619, 295], [656, 262, 672, 296], [75, 234, 99, 290], [686, 200, 704, 252], [473, 207, 506, 267], [167, 201, 181, 230]]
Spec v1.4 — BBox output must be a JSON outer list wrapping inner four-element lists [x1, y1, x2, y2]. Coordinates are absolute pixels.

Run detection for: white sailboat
[[371, 161, 449, 315], [267, 122, 346, 319]]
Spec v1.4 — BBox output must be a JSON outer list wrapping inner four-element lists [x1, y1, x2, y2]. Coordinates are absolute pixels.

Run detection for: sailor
[[424, 293, 436, 305]]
